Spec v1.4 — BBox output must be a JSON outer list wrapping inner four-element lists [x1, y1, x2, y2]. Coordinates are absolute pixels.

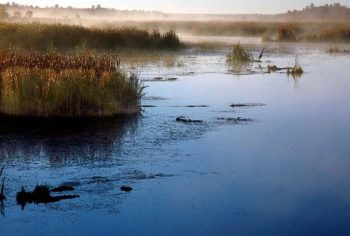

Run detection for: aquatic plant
[[0, 49, 143, 117], [276, 25, 301, 42], [307, 27, 350, 42], [0, 22, 182, 51], [226, 44, 253, 64], [16, 184, 79, 209], [267, 57, 304, 77], [226, 44, 255, 73], [287, 56, 304, 77]]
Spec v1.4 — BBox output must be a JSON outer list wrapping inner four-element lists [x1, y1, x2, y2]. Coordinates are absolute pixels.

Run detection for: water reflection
[[226, 61, 254, 74], [0, 116, 138, 166]]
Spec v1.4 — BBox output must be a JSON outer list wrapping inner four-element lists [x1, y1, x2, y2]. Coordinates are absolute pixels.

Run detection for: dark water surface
[[1, 42, 350, 235]]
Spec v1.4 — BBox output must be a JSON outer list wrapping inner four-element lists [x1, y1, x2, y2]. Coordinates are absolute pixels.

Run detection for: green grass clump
[[0, 50, 143, 117], [226, 44, 253, 64], [0, 22, 182, 51], [287, 66, 304, 75]]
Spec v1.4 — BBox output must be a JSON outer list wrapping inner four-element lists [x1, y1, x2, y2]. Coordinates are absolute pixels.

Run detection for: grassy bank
[[0, 49, 143, 117], [0, 22, 182, 51], [102, 20, 350, 42]]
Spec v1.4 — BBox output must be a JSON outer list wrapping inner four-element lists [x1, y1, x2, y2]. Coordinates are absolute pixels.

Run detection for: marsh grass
[[0, 49, 143, 117], [267, 57, 304, 78], [0, 22, 182, 51], [226, 44, 253, 64], [306, 27, 350, 42], [226, 44, 255, 73]]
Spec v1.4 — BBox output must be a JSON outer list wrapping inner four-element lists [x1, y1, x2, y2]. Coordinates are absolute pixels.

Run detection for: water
[[1, 40, 350, 235]]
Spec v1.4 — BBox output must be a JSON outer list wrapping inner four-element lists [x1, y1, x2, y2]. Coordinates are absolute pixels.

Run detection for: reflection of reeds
[[0, 49, 143, 117], [0, 22, 182, 50], [0, 116, 138, 166], [0, 166, 5, 207]]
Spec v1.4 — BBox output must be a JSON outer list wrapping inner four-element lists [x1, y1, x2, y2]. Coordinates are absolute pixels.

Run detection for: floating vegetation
[[267, 65, 304, 75], [267, 57, 304, 78], [152, 77, 178, 81], [287, 66, 304, 76], [141, 105, 157, 108], [16, 184, 79, 210], [230, 103, 265, 108], [217, 117, 254, 124], [184, 105, 209, 108], [176, 116, 204, 123], [120, 186, 133, 192], [0, 49, 144, 118]]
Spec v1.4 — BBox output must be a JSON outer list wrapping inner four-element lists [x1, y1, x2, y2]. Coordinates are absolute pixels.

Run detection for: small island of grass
[[0, 49, 144, 118]]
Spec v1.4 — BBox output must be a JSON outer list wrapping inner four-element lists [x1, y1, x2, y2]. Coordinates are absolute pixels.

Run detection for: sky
[[2, 0, 350, 14]]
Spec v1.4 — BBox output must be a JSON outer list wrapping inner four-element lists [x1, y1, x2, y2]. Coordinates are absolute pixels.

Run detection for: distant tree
[[310, 3, 315, 8]]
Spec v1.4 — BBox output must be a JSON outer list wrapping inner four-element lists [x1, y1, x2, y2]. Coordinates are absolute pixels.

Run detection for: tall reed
[[0, 49, 143, 117], [0, 22, 182, 51]]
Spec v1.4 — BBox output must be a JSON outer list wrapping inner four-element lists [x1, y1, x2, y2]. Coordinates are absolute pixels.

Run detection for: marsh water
[[1, 39, 350, 235]]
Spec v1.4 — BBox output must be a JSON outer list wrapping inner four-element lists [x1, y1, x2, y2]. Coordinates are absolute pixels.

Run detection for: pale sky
[[2, 0, 350, 14]]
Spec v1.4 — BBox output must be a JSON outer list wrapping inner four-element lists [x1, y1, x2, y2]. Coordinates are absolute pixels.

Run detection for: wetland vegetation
[[0, 2, 350, 235], [0, 22, 182, 51], [0, 49, 143, 117]]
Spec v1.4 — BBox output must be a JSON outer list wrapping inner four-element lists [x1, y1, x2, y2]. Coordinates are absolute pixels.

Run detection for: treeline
[[0, 2, 349, 22], [283, 3, 350, 20]]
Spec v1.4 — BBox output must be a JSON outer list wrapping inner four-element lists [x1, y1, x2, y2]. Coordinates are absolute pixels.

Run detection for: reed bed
[[0, 22, 182, 51], [0, 49, 143, 117], [226, 44, 253, 64], [101, 20, 350, 42]]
